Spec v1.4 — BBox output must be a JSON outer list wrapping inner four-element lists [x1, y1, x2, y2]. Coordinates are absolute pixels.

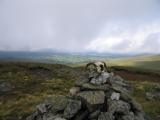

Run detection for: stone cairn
[[26, 62, 145, 120]]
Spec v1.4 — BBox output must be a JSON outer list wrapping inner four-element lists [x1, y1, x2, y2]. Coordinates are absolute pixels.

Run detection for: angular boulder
[[76, 91, 105, 105], [76, 91, 105, 111], [98, 112, 114, 120], [108, 100, 131, 115], [81, 83, 110, 91], [64, 99, 81, 119]]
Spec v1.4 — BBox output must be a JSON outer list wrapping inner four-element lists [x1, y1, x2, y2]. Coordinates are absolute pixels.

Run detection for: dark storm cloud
[[0, 0, 160, 53]]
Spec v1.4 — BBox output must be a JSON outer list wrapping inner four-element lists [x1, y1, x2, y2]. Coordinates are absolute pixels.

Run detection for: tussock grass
[[132, 81, 160, 119]]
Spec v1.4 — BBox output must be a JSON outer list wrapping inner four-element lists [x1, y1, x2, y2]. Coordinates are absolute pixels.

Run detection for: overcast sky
[[0, 0, 160, 54]]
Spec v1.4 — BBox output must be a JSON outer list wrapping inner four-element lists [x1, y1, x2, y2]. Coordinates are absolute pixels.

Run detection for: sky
[[0, 0, 160, 54]]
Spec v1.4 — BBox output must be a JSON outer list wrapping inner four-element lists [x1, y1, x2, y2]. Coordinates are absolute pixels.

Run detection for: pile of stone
[[26, 62, 145, 120]]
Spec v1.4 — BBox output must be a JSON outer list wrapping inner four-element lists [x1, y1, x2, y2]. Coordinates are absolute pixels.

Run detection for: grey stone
[[81, 83, 110, 91], [130, 100, 144, 114], [44, 114, 64, 120], [88, 110, 101, 119], [134, 113, 145, 120], [146, 92, 160, 101], [112, 75, 124, 82], [70, 87, 80, 96], [26, 111, 39, 120], [0, 82, 14, 92], [98, 112, 114, 120], [74, 110, 89, 120], [64, 99, 81, 119], [49, 96, 69, 114], [90, 72, 110, 85], [76, 91, 105, 105], [110, 92, 120, 100], [108, 100, 131, 115], [120, 92, 132, 102], [76, 91, 105, 112], [110, 76, 133, 94], [121, 112, 135, 120], [37, 103, 52, 113], [111, 83, 131, 95], [156, 115, 160, 120]]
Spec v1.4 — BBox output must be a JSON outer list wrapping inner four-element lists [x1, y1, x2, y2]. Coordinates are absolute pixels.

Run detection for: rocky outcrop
[[0, 82, 14, 93], [26, 62, 145, 120]]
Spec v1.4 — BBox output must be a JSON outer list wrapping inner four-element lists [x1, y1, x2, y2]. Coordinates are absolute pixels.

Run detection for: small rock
[[64, 99, 81, 119], [112, 75, 124, 82], [81, 83, 110, 91], [121, 112, 134, 120], [26, 111, 39, 120], [108, 100, 131, 115], [146, 92, 160, 101], [98, 112, 114, 120], [37, 102, 52, 114], [0, 82, 14, 92], [49, 96, 69, 114], [120, 92, 132, 102], [76, 91, 105, 105], [88, 110, 101, 119], [70, 87, 80, 96], [110, 92, 120, 100], [90, 72, 110, 85]]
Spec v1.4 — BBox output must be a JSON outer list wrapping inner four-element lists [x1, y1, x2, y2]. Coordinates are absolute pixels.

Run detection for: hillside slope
[[0, 61, 159, 120], [0, 61, 85, 120], [108, 55, 160, 71]]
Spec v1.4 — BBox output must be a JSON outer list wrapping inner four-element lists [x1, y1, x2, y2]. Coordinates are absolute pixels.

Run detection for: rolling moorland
[[0, 53, 160, 120]]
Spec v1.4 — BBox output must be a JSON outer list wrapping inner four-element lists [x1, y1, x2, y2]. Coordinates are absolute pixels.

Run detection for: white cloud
[[0, 0, 160, 53], [86, 22, 160, 53]]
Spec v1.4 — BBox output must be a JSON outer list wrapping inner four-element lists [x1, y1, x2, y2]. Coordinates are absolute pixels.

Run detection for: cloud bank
[[0, 0, 160, 54]]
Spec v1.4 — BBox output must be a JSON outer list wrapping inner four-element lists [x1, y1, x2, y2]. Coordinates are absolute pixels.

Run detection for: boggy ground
[[0, 61, 159, 120]]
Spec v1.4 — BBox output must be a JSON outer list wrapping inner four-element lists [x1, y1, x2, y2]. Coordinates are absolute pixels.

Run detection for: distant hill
[[0, 51, 141, 64], [108, 55, 160, 71], [0, 51, 159, 71]]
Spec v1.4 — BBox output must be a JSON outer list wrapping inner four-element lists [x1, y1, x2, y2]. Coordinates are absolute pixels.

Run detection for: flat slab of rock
[[81, 83, 110, 91], [108, 100, 130, 115], [76, 91, 105, 105]]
